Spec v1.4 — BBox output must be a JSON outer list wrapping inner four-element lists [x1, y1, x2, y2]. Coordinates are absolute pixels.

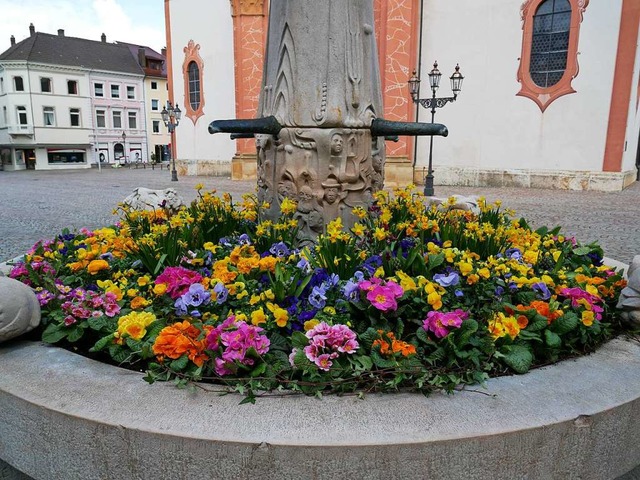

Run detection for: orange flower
[[373, 331, 416, 358], [152, 320, 210, 367], [130, 296, 150, 310], [87, 259, 109, 275]]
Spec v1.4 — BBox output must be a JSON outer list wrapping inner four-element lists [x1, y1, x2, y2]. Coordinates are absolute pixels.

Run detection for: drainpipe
[[412, 0, 425, 170]]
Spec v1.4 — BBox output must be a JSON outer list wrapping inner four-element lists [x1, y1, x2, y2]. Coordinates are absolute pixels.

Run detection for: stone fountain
[[209, 0, 447, 243]]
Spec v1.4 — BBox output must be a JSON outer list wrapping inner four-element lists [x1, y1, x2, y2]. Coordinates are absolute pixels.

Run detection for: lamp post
[[121, 131, 127, 165], [161, 101, 182, 182], [409, 61, 464, 196]]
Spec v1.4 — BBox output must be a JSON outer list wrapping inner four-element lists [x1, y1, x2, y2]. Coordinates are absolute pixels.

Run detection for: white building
[[164, 0, 640, 191], [0, 25, 147, 171]]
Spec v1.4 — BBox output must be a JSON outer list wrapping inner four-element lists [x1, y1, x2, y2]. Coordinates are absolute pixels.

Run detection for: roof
[[117, 41, 167, 77], [0, 32, 144, 75]]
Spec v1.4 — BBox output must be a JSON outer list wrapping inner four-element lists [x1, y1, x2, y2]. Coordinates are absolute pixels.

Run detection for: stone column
[[374, 0, 421, 187], [256, 0, 386, 243], [229, 0, 269, 180]]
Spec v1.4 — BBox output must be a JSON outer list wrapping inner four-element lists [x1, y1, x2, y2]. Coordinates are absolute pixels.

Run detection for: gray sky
[[0, 0, 166, 52]]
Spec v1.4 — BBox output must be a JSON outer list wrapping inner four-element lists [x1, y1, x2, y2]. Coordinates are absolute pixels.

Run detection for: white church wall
[[416, 0, 625, 188], [168, 0, 237, 173]]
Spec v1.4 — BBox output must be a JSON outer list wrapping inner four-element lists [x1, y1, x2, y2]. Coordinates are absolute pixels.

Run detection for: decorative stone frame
[[517, 0, 589, 112], [182, 40, 205, 125]]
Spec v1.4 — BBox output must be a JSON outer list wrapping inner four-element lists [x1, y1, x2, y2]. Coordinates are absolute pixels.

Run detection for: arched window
[[188, 61, 201, 110], [517, 0, 589, 112], [182, 40, 205, 124]]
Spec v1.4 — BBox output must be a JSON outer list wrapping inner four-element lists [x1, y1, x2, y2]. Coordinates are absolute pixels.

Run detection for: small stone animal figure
[[617, 255, 640, 328], [426, 195, 481, 215], [122, 187, 185, 213], [0, 277, 41, 343]]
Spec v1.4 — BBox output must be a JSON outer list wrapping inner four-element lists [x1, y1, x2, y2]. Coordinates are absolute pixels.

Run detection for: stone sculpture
[[122, 187, 184, 212], [209, 0, 448, 241], [0, 277, 41, 343], [427, 195, 481, 215], [617, 255, 640, 328]]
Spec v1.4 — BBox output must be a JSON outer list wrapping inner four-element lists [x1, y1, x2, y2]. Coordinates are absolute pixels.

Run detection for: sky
[[0, 0, 166, 53]]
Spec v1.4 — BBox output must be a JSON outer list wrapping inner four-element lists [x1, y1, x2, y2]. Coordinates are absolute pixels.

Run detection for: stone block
[[0, 278, 40, 344]]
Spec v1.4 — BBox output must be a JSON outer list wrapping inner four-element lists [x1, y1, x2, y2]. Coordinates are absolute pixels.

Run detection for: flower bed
[[9, 186, 627, 402]]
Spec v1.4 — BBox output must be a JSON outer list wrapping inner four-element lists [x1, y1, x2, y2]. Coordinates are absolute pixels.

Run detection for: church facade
[[164, 0, 640, 191]]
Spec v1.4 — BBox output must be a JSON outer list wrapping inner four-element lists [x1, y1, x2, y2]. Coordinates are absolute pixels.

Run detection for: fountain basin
[[1, 338, 640, 479]]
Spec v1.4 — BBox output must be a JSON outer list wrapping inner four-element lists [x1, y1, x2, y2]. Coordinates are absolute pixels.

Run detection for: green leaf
[[238, 395, 256, 405], [550, 312, 579, 335], [371, 350, 397, 368], [573, 246, 592, 256], [90, 333, 115, 352], [291, 331, 309, 349], [415, 327, 429, 344], [87, 316, 109, 331], [268, 332, 289, 352], [526, 313, 548, 332], [170, 355, 189, 371], [108, 344, 131, 364], [502, 345, 533, 374], [250, 362, 267, 377], [153, 254, 168, 275], [42, 323, 69, 344], [359, 327, 380, 350], [427, 253, 445, 271], [66, 325, 85, 343], [544, 329, 562, 348]]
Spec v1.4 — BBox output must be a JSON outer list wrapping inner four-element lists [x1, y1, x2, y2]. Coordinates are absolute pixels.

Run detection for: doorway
[[114, 143, 124, 164], [25, 149, 36, 170]]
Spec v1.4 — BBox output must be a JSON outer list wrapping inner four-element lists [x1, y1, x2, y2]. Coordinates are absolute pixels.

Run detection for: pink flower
[[155, 266, 203, 299], [423, 309, 469, 339], [299, 322, 359, 371], [366, 285, 398, 311]]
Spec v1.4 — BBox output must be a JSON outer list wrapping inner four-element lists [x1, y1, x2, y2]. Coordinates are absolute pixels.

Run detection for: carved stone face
[[278, 181, 296, 200], [330, 134, 343, 155], [324, 187, 339, 204]]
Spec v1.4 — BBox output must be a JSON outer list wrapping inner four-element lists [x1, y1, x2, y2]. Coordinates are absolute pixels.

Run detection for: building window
[[128, 111, 137, 129], [43, 107, 55, 126], [127, 86, 135, 99], [0, 77, 4, 94], [96, 109, 106, 128], [47, 151, 85, 164], [111, 84, 120, 98], [70, 108, 81, 127], [152, 120, 160, 133], [94, 83, 104, 97], [151, 99, 159, 111], [112, 111, 122, 129], [41, 77, 52, 93], [517, 0, 589, 112], [2, 107, 7, 126], [17, 106, 27, 125], [182, 39, 205, 124], [188, 62, 201, 110], [151, 81, 158, 90], [68, 80, 78, 95], [14, 76, 24, 92]]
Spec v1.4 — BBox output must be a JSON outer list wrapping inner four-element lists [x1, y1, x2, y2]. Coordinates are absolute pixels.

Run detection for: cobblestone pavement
[[1, 166, 639, 265]]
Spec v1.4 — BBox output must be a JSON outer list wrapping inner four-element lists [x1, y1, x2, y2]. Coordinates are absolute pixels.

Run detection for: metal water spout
[[209, 0, 448, 243]]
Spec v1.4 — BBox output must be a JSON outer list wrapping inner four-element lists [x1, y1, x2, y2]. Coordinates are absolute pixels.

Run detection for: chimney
[[57, 29, 64, 37], [137, 46, 146, 67], [29, 23, 35, 36], [101, 33, 106, 43], [10, 35, 15, 46], [161, 47, 167, 57]]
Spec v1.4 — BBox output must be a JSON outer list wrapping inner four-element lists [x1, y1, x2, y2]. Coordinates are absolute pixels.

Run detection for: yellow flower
[[477, 268, 490, 280], [352, 223, 366, 237], [323, 306, 336, 315], [304, 319, 320, 331], [581, 311, 595, 327], [458, 261, 473, 276], [251, 307, 267, 326], [273, 307, 289, 327], [130, 296, 150, 310], [115, 311, 157, 342], [153, 283, 168, 296], [373, 227, 388, 241], [137, 275, 151, 287], [280, 198, 298, 215], [195, 183, 204, 191]]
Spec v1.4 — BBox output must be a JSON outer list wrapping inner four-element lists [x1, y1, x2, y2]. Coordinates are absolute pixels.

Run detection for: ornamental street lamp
[[409, 61, 464, 196], [121, 131, 127, 165], [161, 101, 182, 182]]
